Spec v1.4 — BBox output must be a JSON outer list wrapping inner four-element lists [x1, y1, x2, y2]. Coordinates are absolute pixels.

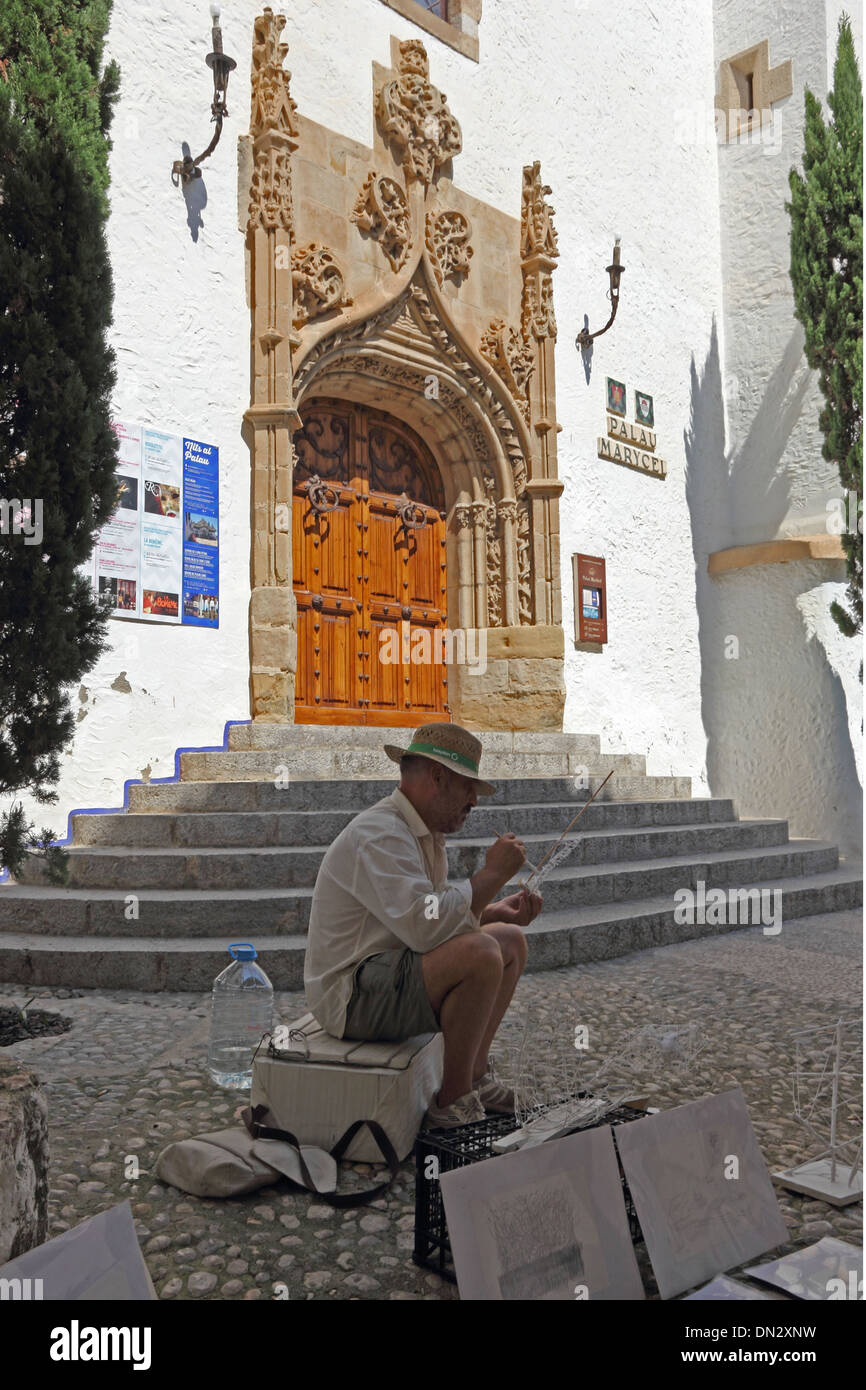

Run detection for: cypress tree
[[0, 1, 120, 876], [787, 13, 863, 640]]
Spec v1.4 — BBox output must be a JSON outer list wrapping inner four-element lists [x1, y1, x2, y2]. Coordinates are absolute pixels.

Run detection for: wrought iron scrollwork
[[304, 474, 340, 514], [395, 492, 428, 530]]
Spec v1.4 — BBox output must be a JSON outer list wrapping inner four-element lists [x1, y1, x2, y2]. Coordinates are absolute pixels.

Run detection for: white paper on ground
[[440, 1125, 645, 1301], [682, 1274, 786, 1300], [745, 1237, 863, 1300], [0, 1200, 155, 1300], [615, 1088, 789, 1300]]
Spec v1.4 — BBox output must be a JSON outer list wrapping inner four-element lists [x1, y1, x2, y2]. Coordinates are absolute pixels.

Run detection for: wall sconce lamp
[[575, 238, 625, 351], [171, 5, 237, 187]]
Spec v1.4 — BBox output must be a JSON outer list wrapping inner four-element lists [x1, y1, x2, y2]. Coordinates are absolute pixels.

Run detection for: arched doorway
[[292, 398, 450, 726]]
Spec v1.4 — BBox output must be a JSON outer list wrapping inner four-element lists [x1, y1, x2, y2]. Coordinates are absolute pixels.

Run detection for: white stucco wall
[[706, 0, 862, 854]]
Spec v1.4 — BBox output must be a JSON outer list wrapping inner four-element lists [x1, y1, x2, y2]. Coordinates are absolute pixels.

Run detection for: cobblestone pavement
[[2, 910, 861, 1300]]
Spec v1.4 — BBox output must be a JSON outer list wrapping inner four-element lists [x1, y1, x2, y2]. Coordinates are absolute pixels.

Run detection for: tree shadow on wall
[[683, 318, 861, 854]]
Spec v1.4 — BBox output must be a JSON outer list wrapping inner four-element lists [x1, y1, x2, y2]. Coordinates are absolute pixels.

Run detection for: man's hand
[[470, 834, 527, 918], [484, 833, 526, 880], [484, 887, 543, 927]]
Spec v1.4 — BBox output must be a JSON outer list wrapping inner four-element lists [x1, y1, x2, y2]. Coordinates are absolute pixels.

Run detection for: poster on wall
[[94, 422, 219, 627], [141, 429, 182, 622], [181, 437, 220, 628], [94, 422, 142, 616]]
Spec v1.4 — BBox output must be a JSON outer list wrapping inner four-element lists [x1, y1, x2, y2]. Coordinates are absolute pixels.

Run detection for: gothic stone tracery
[[350, 171, 412, 272], [245, 7, 302, 722], [425, 210, 474, 286], [375, 39, 462, 185], [479, 319, 534, 424], [291, 243, 353, 327]]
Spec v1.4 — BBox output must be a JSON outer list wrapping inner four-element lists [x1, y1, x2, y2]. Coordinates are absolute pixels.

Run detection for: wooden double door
[[293, 399, 450, 726]]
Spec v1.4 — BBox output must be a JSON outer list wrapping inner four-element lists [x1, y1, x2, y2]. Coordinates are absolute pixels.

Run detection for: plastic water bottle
[[207, 943, 274, 1089]]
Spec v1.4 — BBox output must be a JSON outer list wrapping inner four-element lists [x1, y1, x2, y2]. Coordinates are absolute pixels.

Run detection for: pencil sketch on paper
[[616, 1088, 789, 1301], [439, 1126, 646, 1301], [485, 1176, 585, 1301]]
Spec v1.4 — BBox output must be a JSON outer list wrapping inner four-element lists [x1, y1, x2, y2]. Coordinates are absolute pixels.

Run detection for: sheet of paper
[[616, 1088, 788, 1300], [440, 1125, 645, 1301], [0, 1200, 155, 1300], [745, 1237, 863, 1300]]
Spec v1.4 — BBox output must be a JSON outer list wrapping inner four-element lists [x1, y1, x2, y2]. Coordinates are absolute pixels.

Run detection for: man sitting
[[304, 724, 543, 1128]]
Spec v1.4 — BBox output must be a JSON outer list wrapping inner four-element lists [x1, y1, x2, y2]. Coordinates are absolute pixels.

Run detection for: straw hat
[[384, 723, 496, 796]]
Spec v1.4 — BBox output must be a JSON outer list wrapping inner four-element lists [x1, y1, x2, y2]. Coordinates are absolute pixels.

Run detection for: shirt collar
[[388, 787, 434, 840]]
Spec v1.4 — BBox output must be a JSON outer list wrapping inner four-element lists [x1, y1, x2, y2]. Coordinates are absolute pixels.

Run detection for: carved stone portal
[[244, 15, 565, 728]]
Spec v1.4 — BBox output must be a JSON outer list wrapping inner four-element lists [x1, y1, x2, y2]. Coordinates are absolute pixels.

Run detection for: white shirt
[[304, 788, 481, 1036]]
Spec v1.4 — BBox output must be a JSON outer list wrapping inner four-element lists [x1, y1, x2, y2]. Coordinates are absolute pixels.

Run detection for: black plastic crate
[[412, 1098, 646, 1283]]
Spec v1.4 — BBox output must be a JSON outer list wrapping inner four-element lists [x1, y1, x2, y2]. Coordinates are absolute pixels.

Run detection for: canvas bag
[[155, 1104, 399, 1208]]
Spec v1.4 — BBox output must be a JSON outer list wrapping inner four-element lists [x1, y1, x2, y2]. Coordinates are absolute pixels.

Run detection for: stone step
[[26, 820, 791, 890], [71, 797, 738, 848], [227, 723, 605, 757], [0, 867, 859, 991], [0, 840, 840, 935], [522, 866, 864, 971], [178, 747, 650, 782], [128, 773, 692, 813]]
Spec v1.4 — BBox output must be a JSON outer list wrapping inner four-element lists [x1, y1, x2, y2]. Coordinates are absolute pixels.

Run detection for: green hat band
[[406, 741, 479, 774]]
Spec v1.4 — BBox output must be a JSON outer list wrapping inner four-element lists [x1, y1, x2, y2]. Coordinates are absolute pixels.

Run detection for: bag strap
[[242, 1105, 400, 1209]]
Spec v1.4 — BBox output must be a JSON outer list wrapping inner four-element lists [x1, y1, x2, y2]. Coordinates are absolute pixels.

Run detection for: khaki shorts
[[342, 947, 440, 1042]]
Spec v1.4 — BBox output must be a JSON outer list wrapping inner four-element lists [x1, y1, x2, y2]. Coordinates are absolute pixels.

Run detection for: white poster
[[94, 422, 141, 615], [139, 428, 182, 622]]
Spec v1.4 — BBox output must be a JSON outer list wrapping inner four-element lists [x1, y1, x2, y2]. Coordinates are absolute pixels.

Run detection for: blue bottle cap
[[228, 942, 257, 961]]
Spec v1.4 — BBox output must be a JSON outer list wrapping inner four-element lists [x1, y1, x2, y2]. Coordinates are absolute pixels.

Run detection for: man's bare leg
[[472, 922, 528, 1082], [421, 933, 504, 1107]]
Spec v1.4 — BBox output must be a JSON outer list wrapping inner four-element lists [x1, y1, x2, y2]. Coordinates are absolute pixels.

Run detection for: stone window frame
[[715, 39, 793, 142], [375, 0, 481, 63]]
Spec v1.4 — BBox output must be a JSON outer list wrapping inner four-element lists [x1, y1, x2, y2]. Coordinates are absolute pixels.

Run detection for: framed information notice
[[573, 553, 607, 644]]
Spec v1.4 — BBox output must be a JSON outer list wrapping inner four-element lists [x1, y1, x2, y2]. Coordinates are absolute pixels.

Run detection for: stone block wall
[[0, 1057, 49, 1264]]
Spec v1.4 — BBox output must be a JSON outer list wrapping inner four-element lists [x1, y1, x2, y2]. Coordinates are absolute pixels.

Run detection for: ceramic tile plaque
[[606, 376, 627, 415], [635, 389, 654, 427]]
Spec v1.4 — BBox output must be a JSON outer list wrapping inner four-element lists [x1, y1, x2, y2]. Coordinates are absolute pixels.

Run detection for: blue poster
[[181, 437, 219, 627]]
